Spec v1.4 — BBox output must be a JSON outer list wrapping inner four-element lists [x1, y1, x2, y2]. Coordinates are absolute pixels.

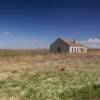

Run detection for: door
[[57, 47, 61, 53]]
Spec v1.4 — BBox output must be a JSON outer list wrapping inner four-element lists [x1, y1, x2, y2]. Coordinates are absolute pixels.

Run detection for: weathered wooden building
[[50, 38, 87, 53]]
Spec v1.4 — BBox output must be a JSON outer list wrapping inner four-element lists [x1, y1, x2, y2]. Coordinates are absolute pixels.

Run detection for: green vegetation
[[59, 84, 100, 100], [0, 50, 33, 56], [0, 49, 49, 57], [0, 70, 99, 100]]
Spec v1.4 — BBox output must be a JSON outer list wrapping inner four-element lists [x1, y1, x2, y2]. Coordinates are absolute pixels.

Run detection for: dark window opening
[[80, 48, 84, 52], [57, 47, 61, 53], [72, 48, 73, 52]]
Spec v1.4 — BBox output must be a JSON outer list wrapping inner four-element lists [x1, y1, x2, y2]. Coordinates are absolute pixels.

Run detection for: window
[[77, 48, 78, 52], [72, 48, 73, 52], [75, 48, 76, 52]]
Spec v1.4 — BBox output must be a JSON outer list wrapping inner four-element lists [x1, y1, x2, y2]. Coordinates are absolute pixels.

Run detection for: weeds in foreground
[[59, 84, 100, 100], [0, 70, 99, 100]]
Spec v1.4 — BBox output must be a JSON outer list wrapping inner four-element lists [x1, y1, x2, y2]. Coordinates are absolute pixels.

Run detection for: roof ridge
[[58, 38, 86, 47]]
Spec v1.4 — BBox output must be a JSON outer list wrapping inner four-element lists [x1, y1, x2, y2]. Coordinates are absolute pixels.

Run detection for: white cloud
[[32, 39, 39, 43], [3, 32, 12, 36], [81, 38, 100, 48]]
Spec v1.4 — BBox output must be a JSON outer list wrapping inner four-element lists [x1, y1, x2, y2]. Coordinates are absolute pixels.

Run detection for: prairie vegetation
[[0, 49, 100, 100]]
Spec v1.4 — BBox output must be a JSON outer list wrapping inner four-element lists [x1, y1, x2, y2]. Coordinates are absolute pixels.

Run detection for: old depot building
[[50, 38, 87, 53]]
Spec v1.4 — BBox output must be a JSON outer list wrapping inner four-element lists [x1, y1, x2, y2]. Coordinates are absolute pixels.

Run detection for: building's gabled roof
[[51, 38, 86, 47], [60, 38, 86, 47]]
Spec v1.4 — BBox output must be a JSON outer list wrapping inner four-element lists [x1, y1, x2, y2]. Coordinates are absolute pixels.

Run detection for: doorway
[[57, 47, 61, 53]]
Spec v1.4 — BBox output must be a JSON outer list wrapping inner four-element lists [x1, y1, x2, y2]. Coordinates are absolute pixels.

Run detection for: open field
[[0, 49, 100, 100]]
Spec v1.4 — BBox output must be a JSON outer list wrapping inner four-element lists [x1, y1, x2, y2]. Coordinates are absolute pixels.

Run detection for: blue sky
[[0, 0, 100, 48]]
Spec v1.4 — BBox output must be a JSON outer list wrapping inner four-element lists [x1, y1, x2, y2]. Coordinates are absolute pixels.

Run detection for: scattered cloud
[[33, 39, 39, 43], [81, 38, 100, 48], [76, 32, 80, 34], [3, 32, 12, 36]]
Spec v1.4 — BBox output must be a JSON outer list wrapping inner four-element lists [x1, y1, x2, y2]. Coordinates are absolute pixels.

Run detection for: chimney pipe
[[73, 38, 75, 43]]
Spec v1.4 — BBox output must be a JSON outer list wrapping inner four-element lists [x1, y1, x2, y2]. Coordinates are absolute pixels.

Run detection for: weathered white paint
[[69, 46, 87, 53]]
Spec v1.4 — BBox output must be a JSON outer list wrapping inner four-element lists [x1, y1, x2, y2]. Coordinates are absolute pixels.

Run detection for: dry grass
[[0, 50, 100, 99]]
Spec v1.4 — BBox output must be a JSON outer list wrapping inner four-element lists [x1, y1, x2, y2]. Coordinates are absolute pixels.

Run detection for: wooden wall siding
[[50, 39, 69, 53]]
